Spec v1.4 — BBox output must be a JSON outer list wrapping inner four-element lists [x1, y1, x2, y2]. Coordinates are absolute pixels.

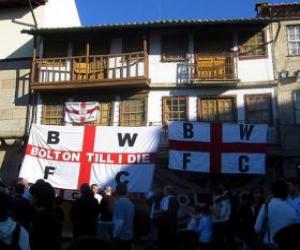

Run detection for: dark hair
[[116, 183, 127, 196], [271, 180, 288, 199], [91, 184, 98, 189], [67, 236, 113, 250], [15, 183, 25, 195], [80, 183, 92, 196], [0, 191, 10, 220], [31, 181, 55, 209]]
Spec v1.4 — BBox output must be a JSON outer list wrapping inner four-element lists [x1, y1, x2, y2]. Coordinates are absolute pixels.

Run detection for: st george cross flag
[[168, 122, 268, 174], [65, 102, 99, 123], [19, 124, 161, 192]]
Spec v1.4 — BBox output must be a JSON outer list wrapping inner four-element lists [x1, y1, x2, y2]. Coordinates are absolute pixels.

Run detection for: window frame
[[161, 34, 189, 62], [41, 101, 64, 125], [119, 94, 147, 127], [162, 96, 189, 125], [244, 94, 273, 124], [197, 96, 237, 123], [287, 25, 300, 56], [239, 31, 268, 59]]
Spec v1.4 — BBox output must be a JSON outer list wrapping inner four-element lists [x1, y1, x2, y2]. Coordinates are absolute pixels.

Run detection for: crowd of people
[[0, 177, 300, 250]]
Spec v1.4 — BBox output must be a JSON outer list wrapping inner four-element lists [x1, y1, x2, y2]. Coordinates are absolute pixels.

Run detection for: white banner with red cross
[[168, 122, 268, 174], [19, 124, 161, 192], [65, 101, 99, 123]]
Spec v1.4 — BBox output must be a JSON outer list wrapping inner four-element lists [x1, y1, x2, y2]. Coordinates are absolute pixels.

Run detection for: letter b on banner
[[47, 131, 60, 144]]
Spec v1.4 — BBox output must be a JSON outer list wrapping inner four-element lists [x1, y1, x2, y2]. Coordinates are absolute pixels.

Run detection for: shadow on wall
[[0, 146, 25, 186]]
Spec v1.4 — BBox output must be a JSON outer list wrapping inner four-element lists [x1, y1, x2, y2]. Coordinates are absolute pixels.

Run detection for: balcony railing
[[31, 51, 149, 90], [177, 52, 237, 85]]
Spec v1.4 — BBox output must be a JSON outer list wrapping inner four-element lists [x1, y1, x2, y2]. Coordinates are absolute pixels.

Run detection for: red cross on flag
[[19, 124, 161, 192], [168, 122, 268, 174], [65, 102, 99, 123]]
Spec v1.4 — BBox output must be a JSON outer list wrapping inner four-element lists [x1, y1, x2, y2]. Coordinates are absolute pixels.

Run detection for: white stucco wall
[[147, 88, 276, 125], [0, 0, 80, 59]]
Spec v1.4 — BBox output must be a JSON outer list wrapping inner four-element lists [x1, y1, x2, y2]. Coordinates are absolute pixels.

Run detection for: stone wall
[[0, 59, 31, 183]]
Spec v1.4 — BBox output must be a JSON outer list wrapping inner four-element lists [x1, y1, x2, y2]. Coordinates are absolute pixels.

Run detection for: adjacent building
[[256, 2, 300, 178], [0, 0, 80, 184]]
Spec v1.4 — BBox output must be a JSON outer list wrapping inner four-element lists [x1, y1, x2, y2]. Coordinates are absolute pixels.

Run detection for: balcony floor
[[31, 77, 150, 91]]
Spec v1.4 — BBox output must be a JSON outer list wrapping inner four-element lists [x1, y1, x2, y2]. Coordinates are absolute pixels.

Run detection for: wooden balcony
[[177, 52, 238, 85], [31, 51, 149, 90]]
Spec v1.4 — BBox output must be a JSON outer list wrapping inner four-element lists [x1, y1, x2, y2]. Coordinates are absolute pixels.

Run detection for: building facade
[[22, 17, 282, 191], [0, 0, 80, 184]]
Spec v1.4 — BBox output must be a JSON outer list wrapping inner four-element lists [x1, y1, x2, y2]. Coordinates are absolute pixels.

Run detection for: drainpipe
[[28, 0, 38, 29]]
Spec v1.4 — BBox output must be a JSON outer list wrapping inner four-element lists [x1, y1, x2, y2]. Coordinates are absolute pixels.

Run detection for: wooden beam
[[143, 35, 149, 79], [31, 37, 37, 85], [86, 42, 90, 79], [31, 78, 150, 91]]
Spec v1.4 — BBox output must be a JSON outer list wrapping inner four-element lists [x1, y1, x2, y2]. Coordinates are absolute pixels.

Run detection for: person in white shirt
[[286, 178, 300, 221], [211, 184, 232, 250], [91, 184, 102, 204], [255, 180, 298, 245], [197, 205, 213, 249]]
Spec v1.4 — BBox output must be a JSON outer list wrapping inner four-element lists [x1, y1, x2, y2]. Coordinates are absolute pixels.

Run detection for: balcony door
[[73, 40, 110, 81], [195, 34, 233, 80]]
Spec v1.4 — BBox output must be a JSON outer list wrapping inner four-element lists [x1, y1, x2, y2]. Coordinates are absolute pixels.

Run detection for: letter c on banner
[[115, 171, 129, 184]]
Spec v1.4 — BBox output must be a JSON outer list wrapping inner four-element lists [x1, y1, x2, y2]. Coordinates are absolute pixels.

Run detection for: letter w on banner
[[168, 122, 268, 174], [19, 124, 161, 192], [65, 101, 99, 123]]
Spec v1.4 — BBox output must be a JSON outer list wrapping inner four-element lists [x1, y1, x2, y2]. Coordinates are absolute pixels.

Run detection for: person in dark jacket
[[238, 187, 264, 250], [157, 185, 180, 250], [98, 185, 115, 240], [71, 183, 100, 238], [30, 181, 62, 250]]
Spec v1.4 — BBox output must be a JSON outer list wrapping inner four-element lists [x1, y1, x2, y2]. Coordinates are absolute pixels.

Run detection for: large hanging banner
[[168, 122, 268, 174], [19, 124, 161, 192]]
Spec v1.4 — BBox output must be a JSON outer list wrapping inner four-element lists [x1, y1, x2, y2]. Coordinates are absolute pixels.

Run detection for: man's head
[[164, 185, 176, 196], [0, 191, 9, 221], [30, 181, 55, 209], [91, 184, 99, 194], [104, 185, 112, 196], [116, 183, 127, 196], [18, 178, 29, 188], [271, 180, 288, 200], [286, 178, 300, 196], [80, 183, 92, 196], [15, 183, 25, 195]]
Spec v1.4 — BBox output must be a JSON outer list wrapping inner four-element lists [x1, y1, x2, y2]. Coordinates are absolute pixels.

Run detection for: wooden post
[[143, 35, 149, 79], [31, 37, 37, 84], [86, 42, 90, 80]]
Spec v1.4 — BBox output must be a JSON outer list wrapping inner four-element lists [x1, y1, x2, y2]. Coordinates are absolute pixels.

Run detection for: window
[[163, 97, 188, 124], [161, 35, 188, 62], [123, 37, 143, 53], [41, 100, 113, 126], [287, 26, 300, 56], [294, 92, 300, 124], [239, 31, 266, 57], [41, 102, 64, 125], [245, 94, 273, 124], [43, 40, 68, 58], [84, 102, 114, 126], [198, 97, 236, 122], [120, 96, 147, 126]]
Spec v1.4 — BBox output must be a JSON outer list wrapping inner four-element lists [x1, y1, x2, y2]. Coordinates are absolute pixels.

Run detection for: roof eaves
[[22, 18, 271, 35]]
